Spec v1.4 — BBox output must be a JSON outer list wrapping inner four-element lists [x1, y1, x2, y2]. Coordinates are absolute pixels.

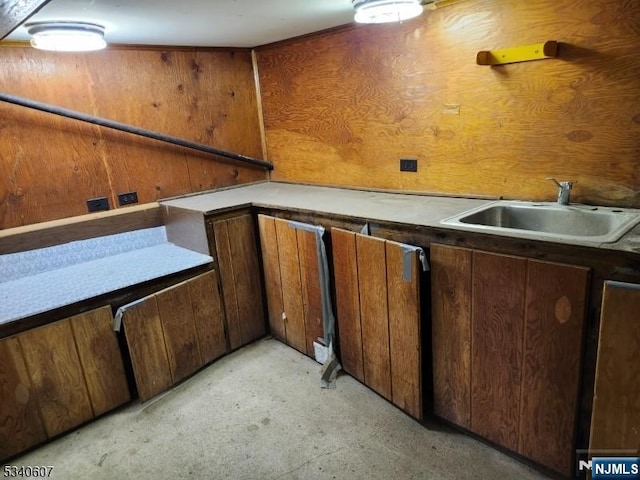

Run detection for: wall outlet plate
[[117, 191, 139, 206], [87, 197, 110, 212], [400, 158, 418, 172]]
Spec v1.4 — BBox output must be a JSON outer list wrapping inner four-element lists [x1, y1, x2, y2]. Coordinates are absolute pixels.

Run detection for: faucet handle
[[547, 177, 573, 189]]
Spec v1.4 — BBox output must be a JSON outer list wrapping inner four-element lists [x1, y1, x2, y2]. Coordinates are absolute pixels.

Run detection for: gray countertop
[[161, 181, 640, 254]]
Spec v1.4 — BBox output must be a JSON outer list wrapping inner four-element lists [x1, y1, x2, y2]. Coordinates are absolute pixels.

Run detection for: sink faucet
[[548, 178, 573, 205]]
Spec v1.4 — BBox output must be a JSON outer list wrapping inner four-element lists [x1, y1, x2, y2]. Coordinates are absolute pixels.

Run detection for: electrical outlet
[[400, 158, 418, 172], [117, 191, 139, 206], [87, 197, 110, 212]]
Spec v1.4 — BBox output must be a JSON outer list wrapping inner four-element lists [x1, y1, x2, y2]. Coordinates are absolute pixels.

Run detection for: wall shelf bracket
[[476, 41, 558, 66]]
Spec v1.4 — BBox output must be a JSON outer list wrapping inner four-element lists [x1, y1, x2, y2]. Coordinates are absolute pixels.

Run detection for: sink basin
[[441, 201, 640, 243]]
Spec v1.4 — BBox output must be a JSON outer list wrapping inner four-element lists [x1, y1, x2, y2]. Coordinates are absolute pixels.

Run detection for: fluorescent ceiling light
[[352, 0, 424, 24], [26, 22, 107, 52]]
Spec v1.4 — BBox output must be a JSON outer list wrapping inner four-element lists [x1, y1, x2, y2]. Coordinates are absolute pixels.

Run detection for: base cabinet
[[431, 244, 589, 476], [331, 228, 422, 420], [123, 271, 227, 402], [0, 306, 129, 461]]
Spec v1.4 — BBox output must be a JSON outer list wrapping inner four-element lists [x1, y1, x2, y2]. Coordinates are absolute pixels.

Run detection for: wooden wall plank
[[122, 297, 173, 403], [256, 0, 640, 207], [0, 336, 46, 460], [590, 281, 640, 453], [331, 228, 364, 383], [69, 306, 130, 417], [19, 320, 93, 437], [156, 283, 203, 383], [212, 219, 242, 350], [386, 241, 422, 420], [226, 215, 266, 345], [430, 244, 472, 428], [274, 218, 307, 353], [257, 215, 286, 341], [471, 251, 526, 452], [519, 260, 589, 476], [356, 234, 391, 401], [188, 271, 227, 365], [0, 47, 266, 229], [297, 228, 323, 357]]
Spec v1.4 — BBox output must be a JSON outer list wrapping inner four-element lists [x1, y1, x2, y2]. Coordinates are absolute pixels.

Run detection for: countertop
[[161, 182, 640, 254]]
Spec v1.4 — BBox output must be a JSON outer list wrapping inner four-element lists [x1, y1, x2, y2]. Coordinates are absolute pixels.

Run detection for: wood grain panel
[[0, 336, 46, 460], [212, 219, 242, 349], [19, 320, 93, 437], [331, 228, 364, 383], [69, 307, 130, 417], [226, 215, 266, 345], [256, 0, 640, 207], [0, 46, 266, 229], [386, 241, 422, 420], [590, 281, 640, 453], [156, 282, 202, 383], [297, 227, 323, 356], [257, 215, 286, 341], [471, 251, 526, 452], [356, 234, 391, 401], [519, 260, 589, 476], [122, 297, 173, 403], [188, 271, 227, 365], [430, 244, 472, 428], [275, 218, 306, 353]]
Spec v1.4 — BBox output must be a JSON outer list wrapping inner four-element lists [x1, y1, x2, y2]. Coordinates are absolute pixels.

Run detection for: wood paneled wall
[[0, 46, 266, 228], [256, 0, 640, 207]]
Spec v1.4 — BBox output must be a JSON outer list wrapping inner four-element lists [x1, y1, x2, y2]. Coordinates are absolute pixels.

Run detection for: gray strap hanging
[[399, 243, 429, 282], [288, 220, 342, 388], [112, 298, 146, 331]]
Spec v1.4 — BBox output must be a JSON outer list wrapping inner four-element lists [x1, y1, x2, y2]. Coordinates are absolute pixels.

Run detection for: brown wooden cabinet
[[590, 281, 640, 454], [431, 244, 589, 476], [122, 271, 227, 402], [257, 215, 323, 357], [209, 214, 266, 350], [331, 228, 422, 420], [0, 306, 130, 461]]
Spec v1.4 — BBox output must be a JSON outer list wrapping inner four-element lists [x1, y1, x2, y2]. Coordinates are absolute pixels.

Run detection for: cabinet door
[[332, 228, 364, 383], [431, 244, 472, 428], [70, 306, 130, 417], [212, 215, 265, 349], [19, 320, 94, 438], [297, 228, 324, 357], [188, 271, 227, 365], [274, 218, 307, 353], [123, 297, 173, 403], [257, 215, 286, 342], [518, 260, 588, 476], [590, 281, 640, 454], [471, 251, 526, 451], [0, 336, 46, 461]]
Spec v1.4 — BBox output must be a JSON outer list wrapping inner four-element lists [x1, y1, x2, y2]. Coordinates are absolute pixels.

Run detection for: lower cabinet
[[0, 306, 130, 461], [209, 214, 266, 350], [331, 228, 423, 420], [122, 271, 227, 402], [589, 281, 640, 453], [257, 214, 323, 357], [431, 244, 589, 476]]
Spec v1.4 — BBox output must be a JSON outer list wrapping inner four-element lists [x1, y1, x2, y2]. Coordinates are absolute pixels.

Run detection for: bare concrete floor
[[11, 338, 551, 479]]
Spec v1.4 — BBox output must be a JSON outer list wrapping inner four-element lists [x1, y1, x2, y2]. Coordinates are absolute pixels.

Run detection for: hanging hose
[[0, 92, 274, 171]]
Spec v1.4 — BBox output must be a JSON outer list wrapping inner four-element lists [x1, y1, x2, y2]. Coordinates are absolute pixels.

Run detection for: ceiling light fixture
[[352, 0, 424, 24], [26, 21, 107, 52]]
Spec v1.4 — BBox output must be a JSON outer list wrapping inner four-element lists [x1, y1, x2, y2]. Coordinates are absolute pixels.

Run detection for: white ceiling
[[6, 0, 356, 48]]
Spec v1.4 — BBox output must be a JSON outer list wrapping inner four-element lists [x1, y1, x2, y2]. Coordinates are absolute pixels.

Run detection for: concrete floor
[[12, 338, 551, 479]]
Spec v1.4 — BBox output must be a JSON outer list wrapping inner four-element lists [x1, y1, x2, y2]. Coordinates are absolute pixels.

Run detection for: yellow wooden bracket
[[476, 41, 558, 66]]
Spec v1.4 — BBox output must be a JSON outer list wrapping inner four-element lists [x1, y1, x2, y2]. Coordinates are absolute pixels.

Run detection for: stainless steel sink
[[441, 201, 640, 243]]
